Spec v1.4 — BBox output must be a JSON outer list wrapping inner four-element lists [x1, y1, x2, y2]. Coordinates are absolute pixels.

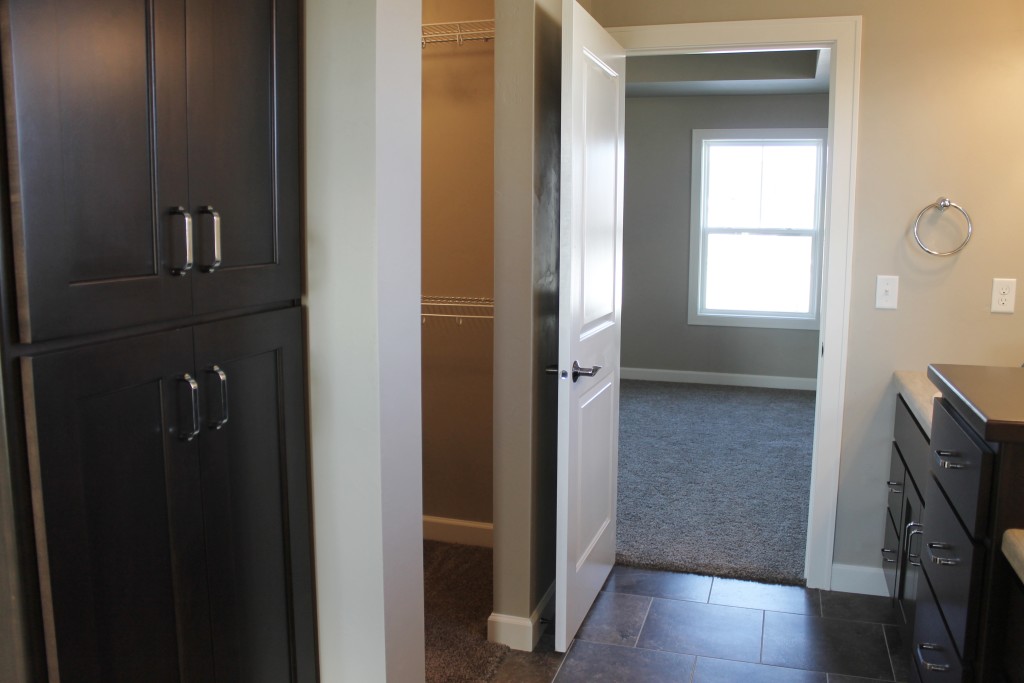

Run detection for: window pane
[[704, 233, 813, 314], [705, 144, 762, 229], [760, 144, 819, 230]]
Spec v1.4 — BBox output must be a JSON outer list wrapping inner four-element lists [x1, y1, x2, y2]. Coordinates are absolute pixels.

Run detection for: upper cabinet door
[[4, 0, 192, 343], [186, 0, 301, 314]]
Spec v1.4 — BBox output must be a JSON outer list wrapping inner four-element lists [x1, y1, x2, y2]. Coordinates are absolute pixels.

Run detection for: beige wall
[[421, 0, 495, 525], [623, 93, 827, 379], [589, 0, 1024, 573], [492, 0, 560, 638]]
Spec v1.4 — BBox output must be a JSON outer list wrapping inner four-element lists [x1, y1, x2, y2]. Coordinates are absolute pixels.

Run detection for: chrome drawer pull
[[934, 450, 967, 470], [907, 523, 924, 567], [206, 365, 229, 429], [178, 373, 201, 441], [916, 643, 952, 672], [881, 547, 897, 563], [197, 205, 222, 273], [886, 480, 901, 486], [170, 206, 194, 276], [888, 485, 903, 494], [926, 541, 961, 567]]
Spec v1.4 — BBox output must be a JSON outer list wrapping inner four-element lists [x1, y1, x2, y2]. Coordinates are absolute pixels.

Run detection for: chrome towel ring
[[913, 197, 973, 256]]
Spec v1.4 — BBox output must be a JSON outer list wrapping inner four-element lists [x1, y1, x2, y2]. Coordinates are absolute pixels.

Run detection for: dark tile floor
[[493, 565, 911, 683]]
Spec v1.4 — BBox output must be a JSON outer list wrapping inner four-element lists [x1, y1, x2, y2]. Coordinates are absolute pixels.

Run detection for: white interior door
[[554, 0, 625, 653]]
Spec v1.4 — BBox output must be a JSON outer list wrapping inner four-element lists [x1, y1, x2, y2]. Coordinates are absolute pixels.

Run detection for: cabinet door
[[192, 308, 315, 682], [4, 0, 192, 342], [22, 330, 213, 683], [186, 0, 301, 315]]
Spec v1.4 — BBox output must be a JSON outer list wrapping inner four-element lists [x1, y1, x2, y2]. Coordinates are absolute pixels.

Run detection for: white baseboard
[[830, 563, 889, 597], [423, 515, 493, 548], [621, 367, 816, 391], [488, 582, 554, 651]]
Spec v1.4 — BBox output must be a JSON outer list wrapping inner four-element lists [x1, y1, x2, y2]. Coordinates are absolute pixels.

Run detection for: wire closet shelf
[[421, 296, 493, 324], [422, 20, 495, 48]]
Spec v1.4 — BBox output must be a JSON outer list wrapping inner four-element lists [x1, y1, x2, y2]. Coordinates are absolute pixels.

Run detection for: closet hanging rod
[[422, 20, 495, 48], [422, 313, 493, 320]]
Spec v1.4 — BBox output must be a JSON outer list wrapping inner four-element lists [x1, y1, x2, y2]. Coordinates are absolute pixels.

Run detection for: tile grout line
[[882, 623, 897, 682], [759, 609, 766, 664], [549, 638, 574, 682], [632, 596, 655, 647]]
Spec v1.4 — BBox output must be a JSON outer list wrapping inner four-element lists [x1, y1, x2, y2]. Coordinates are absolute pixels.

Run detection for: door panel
[[22, 329, 212, 683], [187, 0, 301, 314], [193, 308, 316, 682], [5, 0, 191, 342], [556, 0, 625, 652]]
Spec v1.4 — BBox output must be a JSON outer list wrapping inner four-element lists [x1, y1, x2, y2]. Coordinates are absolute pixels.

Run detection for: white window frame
[[688, 128, 827, 330]]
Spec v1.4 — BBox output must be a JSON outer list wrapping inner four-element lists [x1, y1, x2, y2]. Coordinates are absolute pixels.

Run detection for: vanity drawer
[[921, 477, 984, 659], [930, 398, 993, 539], [913, 575, 964, 682], [896, 394, 931, 495], [888, 444, 907, 530], [883, 514, 900, 597]]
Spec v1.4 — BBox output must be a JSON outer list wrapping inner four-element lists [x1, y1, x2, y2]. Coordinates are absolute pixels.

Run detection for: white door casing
[[555, 0, 626, 653]]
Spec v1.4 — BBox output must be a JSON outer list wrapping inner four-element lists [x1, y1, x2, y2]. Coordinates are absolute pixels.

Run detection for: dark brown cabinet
[[3, 0, 300, 343], [1, 1, 315, 680], [22, 308, 314, 683], [906, 365, 1024, 683]]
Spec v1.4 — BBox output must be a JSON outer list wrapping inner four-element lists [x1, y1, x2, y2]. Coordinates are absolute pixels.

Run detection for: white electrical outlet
[[992, 278, 1016, 313], [876, 275, 899, 309]]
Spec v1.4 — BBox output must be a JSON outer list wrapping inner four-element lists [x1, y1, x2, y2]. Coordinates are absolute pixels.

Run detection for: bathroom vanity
[[894, 365, 1024, 682]]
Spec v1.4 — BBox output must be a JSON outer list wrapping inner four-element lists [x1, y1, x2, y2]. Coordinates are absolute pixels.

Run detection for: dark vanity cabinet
[[907, 365, 1024, 683], [0, 1, 316, 681], [884, 394, 929, 637]]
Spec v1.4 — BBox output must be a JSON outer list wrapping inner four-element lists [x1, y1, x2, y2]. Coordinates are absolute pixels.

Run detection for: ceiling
[[625, 49, 831, 98]]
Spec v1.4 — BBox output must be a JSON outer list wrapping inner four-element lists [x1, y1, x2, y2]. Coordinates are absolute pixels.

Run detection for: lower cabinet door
[[23, 308, 315, 683], [193, 307, 316, 682], [23, 329, 215, 683]]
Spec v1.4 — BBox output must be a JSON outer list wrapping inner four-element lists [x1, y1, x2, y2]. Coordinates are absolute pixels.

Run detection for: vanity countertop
[[928, 364, 1024, 442], [893, 370, 940, 437]]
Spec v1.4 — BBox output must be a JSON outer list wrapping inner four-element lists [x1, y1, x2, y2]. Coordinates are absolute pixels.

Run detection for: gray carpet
[[616, 380, 815, 585], [424, 541, 509, 682]]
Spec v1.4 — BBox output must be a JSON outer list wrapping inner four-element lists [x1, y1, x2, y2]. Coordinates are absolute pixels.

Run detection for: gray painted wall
[[622, 93, 828, 379], [492, 0, 560, 631]]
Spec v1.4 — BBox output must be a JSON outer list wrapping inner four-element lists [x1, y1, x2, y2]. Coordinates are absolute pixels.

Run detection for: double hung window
[[689, 129, 826, 329]]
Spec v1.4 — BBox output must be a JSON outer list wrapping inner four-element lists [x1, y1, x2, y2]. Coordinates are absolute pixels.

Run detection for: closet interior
[[421, 0, 496, 548]]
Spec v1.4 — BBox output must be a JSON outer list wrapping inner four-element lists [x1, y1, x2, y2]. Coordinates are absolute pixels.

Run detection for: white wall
[[305, 0, 425, 680], [588, 0, 1024, 578]]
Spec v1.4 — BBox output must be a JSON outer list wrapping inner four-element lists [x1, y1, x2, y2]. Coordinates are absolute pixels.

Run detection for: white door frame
[[608, 16, 862, 590]]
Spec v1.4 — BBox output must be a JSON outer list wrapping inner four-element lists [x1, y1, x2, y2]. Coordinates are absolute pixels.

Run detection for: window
[[689, 129, 826, 330]]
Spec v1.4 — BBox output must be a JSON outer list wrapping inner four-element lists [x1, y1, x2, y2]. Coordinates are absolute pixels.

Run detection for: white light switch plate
[[992, 278, 1016, 313], [876, 275, 899, 309]]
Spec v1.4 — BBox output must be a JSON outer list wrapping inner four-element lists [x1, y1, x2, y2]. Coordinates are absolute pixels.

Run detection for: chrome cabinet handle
[[934, 450, 967, 470], [197, 206, 222, 273], [906, 523, 924, 567], [170, 206, 194, 276], [881, 547, 897, 564], [888, 485, 903, 494], [926, 541, 961, 567], [915, 643, 952, 672], [179, 373, 201, 441], [206, 365, 229, 429], [571, 361, 602, 383]]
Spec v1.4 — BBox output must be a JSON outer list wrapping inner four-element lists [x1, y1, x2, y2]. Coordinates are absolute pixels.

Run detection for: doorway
[[614, 48, 831, 585]]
